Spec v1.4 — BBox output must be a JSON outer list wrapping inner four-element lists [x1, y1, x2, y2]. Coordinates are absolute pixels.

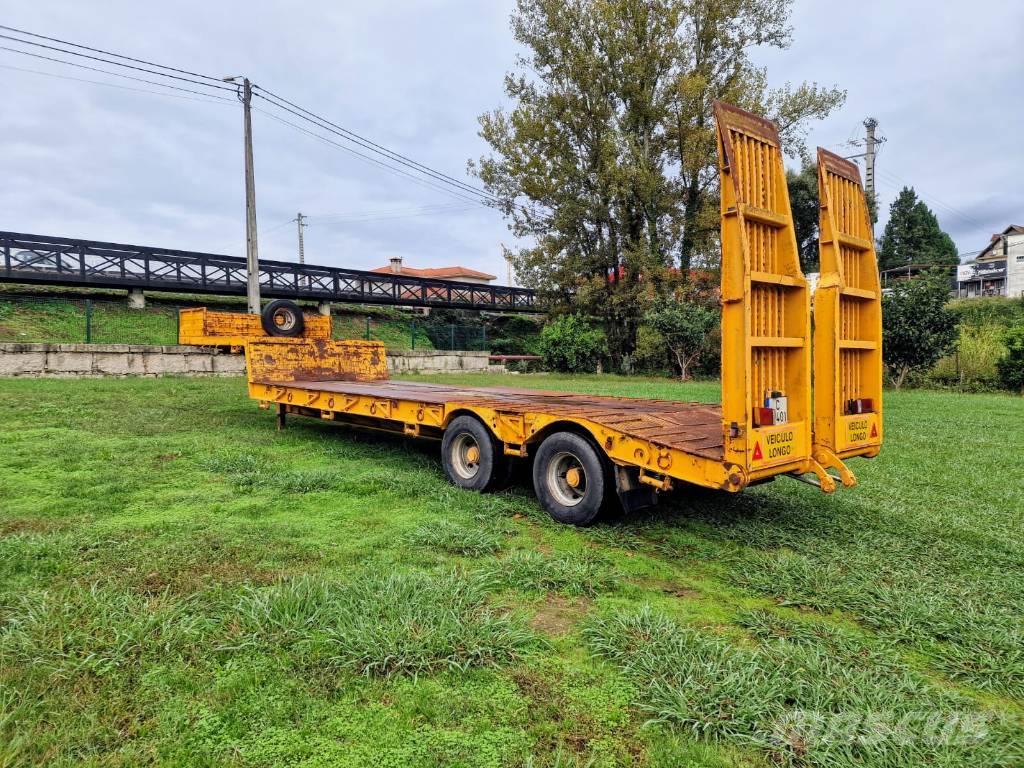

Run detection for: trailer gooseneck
[[183, 103, 883, 525]]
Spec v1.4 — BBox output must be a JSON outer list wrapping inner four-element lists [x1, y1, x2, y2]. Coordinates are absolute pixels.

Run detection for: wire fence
[[0, 295, 493, 351], [0, 295, 183, 345]]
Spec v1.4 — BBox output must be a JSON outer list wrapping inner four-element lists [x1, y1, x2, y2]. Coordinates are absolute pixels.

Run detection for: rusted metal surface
[[261, 378, 724, 460], [246, 339, 387, 384], [178, 307, 331, 347]]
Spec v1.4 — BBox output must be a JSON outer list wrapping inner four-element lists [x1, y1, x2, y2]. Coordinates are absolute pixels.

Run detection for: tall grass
[[234, 571, 536, 677], [585, 606, 1022, 766], [930, 323, 1007, 390]]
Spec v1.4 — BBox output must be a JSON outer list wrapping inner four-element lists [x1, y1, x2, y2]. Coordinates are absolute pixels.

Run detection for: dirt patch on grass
[[529, 595, 590, 636], [643, 578, 702, 600], [134, 560, 279, 596], [0, 517, 69, 536]]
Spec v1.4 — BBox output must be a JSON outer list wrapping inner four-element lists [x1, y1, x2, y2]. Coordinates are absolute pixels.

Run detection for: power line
[[252, 105, 487, 205], [0, 44, 235, 101], [0, 62, 233, 104], [314, 205, 481, 224], [0, 23, 226, 84], [3, 26, 507, 212], [0, 32, 233, 92], [875, 168, 987, 231], [311, 203, 478, 221], [252, 86, 500, 204], [253, 85, 497, 202]]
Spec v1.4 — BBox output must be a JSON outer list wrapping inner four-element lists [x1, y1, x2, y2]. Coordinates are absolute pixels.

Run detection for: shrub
[[486, 315, 543, 356], [643, 299, 719, 380], [882, 274, 957, 389], [632, 323, 669, 374], [996, 326, 1024, 393], [929, 323, 1006, 390], [538, 314, 606, 373], [948, 296, 1024, 329]]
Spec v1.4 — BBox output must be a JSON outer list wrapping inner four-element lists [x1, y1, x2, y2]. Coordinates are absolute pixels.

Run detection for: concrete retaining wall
[[0, 344, 503, 378], [387, 350, 502, 374], [0, 343, 246, 378]]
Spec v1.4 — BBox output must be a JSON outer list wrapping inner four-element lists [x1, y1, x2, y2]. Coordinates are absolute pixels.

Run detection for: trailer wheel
[[442, 415, 504, 492], [261, 299, 305, 337], [533, 432, 606, 526]]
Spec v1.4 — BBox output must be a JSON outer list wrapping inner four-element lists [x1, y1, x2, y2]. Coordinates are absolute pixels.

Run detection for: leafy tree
[[473, 0, 844, 368], [671, 1, 844, 272], [643, 298, 717, 380], [539, 314, 607, 372], [878, 187, 958, 272], [996, 325, 1024, 393], [865, 189, 878, 225], [786, 161, 819, 273], [882, 273, 957, 389]]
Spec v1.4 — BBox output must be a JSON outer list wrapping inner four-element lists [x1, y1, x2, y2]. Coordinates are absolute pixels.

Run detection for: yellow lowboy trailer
[[202, 102, 882, 525]]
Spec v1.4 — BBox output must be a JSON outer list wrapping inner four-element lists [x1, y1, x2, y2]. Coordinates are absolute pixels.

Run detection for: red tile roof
[[370, 264, 497, 281]]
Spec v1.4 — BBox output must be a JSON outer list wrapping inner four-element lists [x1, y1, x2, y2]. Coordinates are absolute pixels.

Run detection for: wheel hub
[[547, 451, 587, 507], [450, 432, 481, 480]]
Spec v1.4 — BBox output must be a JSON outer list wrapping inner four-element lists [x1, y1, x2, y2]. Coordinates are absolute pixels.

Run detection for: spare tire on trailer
[[261, 299, 305, 337]]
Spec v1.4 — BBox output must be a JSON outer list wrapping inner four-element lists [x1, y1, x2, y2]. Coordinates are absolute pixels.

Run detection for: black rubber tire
[[441, 415, 504, 492], [532, 431, 606, 526], [261, 299, 305, 337]]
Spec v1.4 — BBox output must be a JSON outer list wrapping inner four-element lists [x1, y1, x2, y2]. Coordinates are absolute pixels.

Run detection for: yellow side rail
[[813, 149, 883, 468], [714, 102, 836, 488]]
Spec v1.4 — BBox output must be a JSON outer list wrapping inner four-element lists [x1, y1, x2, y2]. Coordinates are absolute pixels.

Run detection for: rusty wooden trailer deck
[[246, 340, 759, 524], [198, 102, 883, 525]]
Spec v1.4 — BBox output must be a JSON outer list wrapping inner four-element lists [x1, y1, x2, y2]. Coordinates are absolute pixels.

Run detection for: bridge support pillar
[[317, 301, 332, 316], [128, 289, 146, 310]]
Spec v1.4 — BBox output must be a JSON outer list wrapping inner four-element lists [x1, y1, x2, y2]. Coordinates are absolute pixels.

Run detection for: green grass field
[[1, 373, 1021, 767]]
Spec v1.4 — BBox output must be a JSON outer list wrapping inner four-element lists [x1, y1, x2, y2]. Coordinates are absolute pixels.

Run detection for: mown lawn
[[0, 373, 1021, 767]]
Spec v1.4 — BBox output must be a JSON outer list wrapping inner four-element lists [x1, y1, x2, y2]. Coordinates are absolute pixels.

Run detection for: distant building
[[371, 256, 496, 285], [970, 225, 1024, 299], [955, 260, 1006, 298]]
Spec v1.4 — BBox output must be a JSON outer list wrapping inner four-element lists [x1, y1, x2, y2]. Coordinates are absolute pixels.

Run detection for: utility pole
[[225, 75, 261, 314], [295, 212, 306, 265], [863, 118, 879, 201], [242, 78, 260, 314]]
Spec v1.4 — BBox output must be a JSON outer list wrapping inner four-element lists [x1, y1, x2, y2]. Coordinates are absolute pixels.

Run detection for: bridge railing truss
[[0, 231, 537, 312]]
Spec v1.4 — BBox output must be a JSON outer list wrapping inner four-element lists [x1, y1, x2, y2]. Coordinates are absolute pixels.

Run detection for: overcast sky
[[1, 0, 1021, 282]]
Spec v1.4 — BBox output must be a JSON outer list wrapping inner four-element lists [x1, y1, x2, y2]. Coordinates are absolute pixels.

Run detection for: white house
[[974, 225, 1024, 299]]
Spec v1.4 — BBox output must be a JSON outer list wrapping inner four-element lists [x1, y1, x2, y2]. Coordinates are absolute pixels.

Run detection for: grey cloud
[[1, 0, 1019, 281]]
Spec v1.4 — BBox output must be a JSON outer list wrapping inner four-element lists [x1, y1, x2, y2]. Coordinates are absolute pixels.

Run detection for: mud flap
[[612, 464, 658, 513]]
